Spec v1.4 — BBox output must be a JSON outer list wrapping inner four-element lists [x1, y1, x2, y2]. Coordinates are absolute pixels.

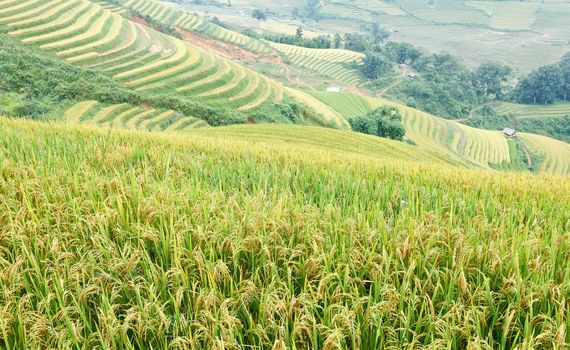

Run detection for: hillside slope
[[309, 91, 570, 176], [1, 116, 569, 349], [0, 0, 348, 128], [107, 0, 365, 87]]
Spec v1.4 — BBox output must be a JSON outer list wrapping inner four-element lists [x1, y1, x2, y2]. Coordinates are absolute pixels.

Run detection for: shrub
[[348, 106, 405, 140]]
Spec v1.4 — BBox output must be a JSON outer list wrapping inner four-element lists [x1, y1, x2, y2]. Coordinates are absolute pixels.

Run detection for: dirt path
[[282, 64, 316, 91], [456, 102, 496, 122], [378, 70, 406, 97]]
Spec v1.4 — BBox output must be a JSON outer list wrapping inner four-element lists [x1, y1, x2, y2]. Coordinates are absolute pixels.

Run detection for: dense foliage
[[249, 31, 334, 49], [512, 53, 570, 104], [361, 43, 515, 118], [388, 52, 484, 118], [348, 106, 405, 140], [361, 51, 393, 80], [251, 9, 267, 21]]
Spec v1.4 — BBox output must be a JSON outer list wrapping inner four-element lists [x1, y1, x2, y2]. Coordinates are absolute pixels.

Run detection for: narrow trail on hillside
[[282, 65, 316, 91], [456, 102, 497, 122], [378, 70, 406, 97]]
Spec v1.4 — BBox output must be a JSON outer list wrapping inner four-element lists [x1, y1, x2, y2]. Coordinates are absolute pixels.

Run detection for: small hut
[[503, 128, 517, 138]]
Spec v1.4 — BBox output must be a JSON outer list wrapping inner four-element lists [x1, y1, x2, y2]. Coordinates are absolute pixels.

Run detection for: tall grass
[[0, 117, 569, 349]]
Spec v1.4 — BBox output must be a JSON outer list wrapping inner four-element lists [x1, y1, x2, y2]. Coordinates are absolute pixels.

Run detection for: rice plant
[[0, 116, 569, 349]]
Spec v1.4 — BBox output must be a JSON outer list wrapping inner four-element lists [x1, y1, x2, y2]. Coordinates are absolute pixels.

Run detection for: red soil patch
[[177, 26, 255, 60], [175, 26, 282, 65], [130, 16, 148, 26], [131, 16, 164, 34]]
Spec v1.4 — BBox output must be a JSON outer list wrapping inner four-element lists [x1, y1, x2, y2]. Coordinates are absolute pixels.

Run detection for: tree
[[515, 65, 563, 104], [384, 42, 422, 65], [344, 33, 369, 52], [295, 26, 303, 40], [251, 9, 267, 21], [348, 106, 405, 140], [473, 62, 513, 99], [333, 33, 342, 49], [368, 23, 389, 46], [361, 51, 391, 80], [559, 52, 570, 101]]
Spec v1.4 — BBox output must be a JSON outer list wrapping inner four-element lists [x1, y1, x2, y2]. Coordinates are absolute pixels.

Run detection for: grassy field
[[1, 116, 569, 349], [309, 91, 570, 175]]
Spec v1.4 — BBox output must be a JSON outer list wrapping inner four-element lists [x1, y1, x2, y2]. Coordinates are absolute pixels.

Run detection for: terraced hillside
[[268, 42, 364, 86], [64, 100, 210, 131], [493, 102, 570, 119], [121, 0, 274, 54], [519, 133, 570, 176], [309, 91, 570, 176], [0, 0, 348, 129], [103, 0, 365, 87]]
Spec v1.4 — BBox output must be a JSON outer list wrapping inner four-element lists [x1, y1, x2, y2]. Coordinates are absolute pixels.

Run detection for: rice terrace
[[0, 0, 569, 349]]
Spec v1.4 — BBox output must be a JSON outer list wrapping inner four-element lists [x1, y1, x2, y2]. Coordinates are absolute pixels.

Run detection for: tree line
[[512, 54, 570, 104], [361, 39, 570, 116]]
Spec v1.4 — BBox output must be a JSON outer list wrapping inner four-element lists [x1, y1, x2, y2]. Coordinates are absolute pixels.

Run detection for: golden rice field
[[493, 101, 570, 119], [0, 116, 569, 349], [519, 132, 570, 175], [0, 0, 342, 122], [63, 100, 210, 131], [309, 91, 570, 175]]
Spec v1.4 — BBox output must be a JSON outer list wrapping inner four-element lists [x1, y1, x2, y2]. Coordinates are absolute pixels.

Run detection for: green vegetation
[[361, 51, 392, 80], [367, 44, 516, 118], [310, 92, 514, 171], [464, 103, 570, 143], [251, 9, 267, 21], [268, 42, 364, 86], [1, 117, 569, 349], [244, 30, 335, 49], [512, 53, 570, 104], [348, 106, 405, 140], [0, 0, 350, 128]]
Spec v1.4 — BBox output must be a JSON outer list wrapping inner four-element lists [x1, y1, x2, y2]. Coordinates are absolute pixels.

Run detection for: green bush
[[348, 106, 405, 140]]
